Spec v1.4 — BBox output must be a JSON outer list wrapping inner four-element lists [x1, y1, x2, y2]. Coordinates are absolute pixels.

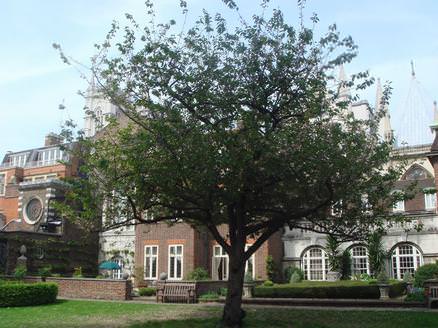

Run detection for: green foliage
[[377, 270, 389, 284], [244, 273, 254, 284], [219, 287, 228, 297], [254, 281, 406, 299], [0, 282, 58, 307], [95, 275, 105, 279], [414, 263, 438, 287], [326, 235, 341, 272], [367, 232, 387, 277], [265, 255, 276, 282], [198, 291, 220, 302], [403, 272, 414, 283], [38, 266, 52, 279], [187, 267, 210, 281], [263, 280, 274, 287], [73, 267, 83, 278], [138, 287, 156, 296], [405, 288, 426, 302], [284, 267, 304, 283], [290, 271, 303, 283], [13, 265, 27, 281]]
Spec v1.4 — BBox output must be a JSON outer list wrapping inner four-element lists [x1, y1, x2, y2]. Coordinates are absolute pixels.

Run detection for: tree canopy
[[57, 1, 404, 326]]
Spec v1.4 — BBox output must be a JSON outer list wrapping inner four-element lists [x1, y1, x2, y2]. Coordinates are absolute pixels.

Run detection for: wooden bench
[[156, 281, 196, 303]]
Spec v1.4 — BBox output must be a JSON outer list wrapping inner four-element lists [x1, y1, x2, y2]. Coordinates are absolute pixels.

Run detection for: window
[[144, 245, 158, 279], [38, 148, 64, 165], [112, 256, 124, 279], [424, 192, 436, 210], [10, 153, 28, 167], [212, 245, 228, 280], [302, 247, 328, 281], [0, 173, 5, 196], [351, 246, 369, 276], [392, 191, 405, 212], [245, 244, 255, 279], [168, 245, 183, 280], [392, 244, 422, 280]]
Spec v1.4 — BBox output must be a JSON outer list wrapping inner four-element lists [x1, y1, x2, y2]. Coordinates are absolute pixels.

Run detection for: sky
[[1, 0, 437, 157]]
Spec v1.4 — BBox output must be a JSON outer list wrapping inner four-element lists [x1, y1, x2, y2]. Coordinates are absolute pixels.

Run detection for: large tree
[[57, 1, 403, 326]]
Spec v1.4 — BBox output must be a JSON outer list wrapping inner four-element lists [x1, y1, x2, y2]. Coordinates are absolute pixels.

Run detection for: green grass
[[1, 299, 437, 328]]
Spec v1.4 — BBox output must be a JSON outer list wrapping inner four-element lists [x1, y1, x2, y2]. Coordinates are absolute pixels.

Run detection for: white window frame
[[10, 153, 28, 167], [424, 192, 436, 210], [0, 172, 6, 196], [168, 244, 183, 280], [392, 244, 423, 280], [392, 190, 405, 212], [301, 247, 328, 281], [111, 256, 124, 280], [144, 245, 158, 280], [245, 244, 255, 279], [350, 245, 370, 276], [212, 245, 229, 280]]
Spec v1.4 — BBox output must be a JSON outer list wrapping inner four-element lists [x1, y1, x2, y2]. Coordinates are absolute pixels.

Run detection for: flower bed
[[0, 282, 58, 307], [254, 281, 406, 299]]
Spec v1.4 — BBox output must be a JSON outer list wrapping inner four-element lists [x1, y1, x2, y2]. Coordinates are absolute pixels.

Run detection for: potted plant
[[377, 270, 390, 299]]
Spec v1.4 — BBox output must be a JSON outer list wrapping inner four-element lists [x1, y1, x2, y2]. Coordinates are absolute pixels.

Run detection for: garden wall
[[3, 276, 132, 300]]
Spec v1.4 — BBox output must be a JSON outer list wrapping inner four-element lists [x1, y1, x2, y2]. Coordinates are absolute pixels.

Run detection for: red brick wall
[[21, 276, 131, 300]]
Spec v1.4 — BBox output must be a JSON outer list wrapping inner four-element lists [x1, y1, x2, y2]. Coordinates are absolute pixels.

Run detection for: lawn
[[1, 300, 437, 328]]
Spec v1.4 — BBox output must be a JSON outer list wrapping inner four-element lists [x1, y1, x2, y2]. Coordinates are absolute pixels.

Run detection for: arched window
[[112, 256, 124, 280], [301, 247, 328, 281], [350, 245, 369, 276], [391, 244, 423, 280]]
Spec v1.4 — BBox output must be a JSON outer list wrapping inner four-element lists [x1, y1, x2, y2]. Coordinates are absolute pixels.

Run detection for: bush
[[414, 263, 438, 287], [187, 267, 210, 281], [198, 291, 219, 302], [254, 281, 406, 299], [38, 266, 52, 280], [284, 267, 304, 283], [266, 255, 276, 282], [244, 272, 254, 283], [219, 287, 228, 296], [340, 250, 352, 280], [263, 280, 274, 287], [290, 271, 302, 283], [405, 287, 426, 302], [138, 287, 156, 296], [14, 265, 27, 280], [73, 266, 83, 278], [0, 282, 58, 307]]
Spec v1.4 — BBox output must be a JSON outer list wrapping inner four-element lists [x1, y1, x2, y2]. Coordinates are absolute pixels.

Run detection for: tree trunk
[[222, 244, 246, 328]]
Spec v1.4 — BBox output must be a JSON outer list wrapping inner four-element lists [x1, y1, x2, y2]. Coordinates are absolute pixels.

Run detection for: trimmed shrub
[[263, 280, 274, 287], [198, 291, 219, 302], [405, 287, 426, 303], [14, 265, 27, 280], [389, 282, 407, 298], [187, 267, 210, 281], [284, 267, 304, 283], [138, 287, 156, 296], [266, 255, 276, 282], [254, 281, 406, 299], [290, 271, 302, 283], [414, 263, 438, 287], [0, 282, 58, 307]]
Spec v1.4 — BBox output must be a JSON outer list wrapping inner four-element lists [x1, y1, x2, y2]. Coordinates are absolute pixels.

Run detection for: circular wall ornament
[[24, 197, 44, 225]]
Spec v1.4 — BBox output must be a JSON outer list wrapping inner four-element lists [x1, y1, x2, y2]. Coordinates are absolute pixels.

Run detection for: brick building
[[0, 134, 98, 275], [135, 223, 283, 284]]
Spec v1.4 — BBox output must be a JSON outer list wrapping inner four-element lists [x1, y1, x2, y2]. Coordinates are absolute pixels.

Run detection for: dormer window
[[37, 148, 64, 166], [10, 153, 28, 167]]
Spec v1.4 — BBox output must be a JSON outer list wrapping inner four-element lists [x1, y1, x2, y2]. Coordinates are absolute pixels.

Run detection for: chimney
[[44, 133, 63, 147]]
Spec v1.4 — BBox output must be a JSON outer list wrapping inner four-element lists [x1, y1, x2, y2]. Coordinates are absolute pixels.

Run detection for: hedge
[[254, 281, 406, 299], [138, 287, 156, 296], [0, 282, 58, 307]]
